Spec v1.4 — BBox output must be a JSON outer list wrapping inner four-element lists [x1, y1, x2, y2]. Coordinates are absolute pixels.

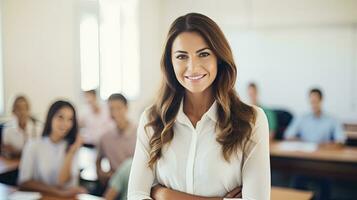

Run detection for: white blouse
[[128, 101, 270, 200], [2, 117, 42, 151], [18, 137, 79, 187]]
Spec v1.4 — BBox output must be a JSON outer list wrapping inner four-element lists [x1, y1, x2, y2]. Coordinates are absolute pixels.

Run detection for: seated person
[[96, 94, 136, 194], [247, 82, 278, 139], [284, 88, 346, 145], [18, 100, 87, 197], [2, 95, 42, 158], [79, 89, 115, 146], [284, 88, 345, 200], [104, 158, 133, 200]]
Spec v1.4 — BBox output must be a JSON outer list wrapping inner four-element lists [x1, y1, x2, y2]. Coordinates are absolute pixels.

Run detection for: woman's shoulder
[[22, 137, 44, 156], [139, 105, 155, 124], [137, 106, 156, 138], [249, 105, 269, 142]]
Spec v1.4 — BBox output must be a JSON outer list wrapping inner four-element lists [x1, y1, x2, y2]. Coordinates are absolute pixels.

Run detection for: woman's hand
[[151, 184, 242, 200], [224, 186, 242, 198], [69, 135, 83, 153], [151, 184, 167, 200]]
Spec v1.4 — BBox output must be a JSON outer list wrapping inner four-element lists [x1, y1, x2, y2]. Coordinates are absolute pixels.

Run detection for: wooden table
[[271, 186, 313, 200], [0, 183, 104, 199], [346, 130, 357, 140], [1, 183, 312, 200], [270, 141, 357, 180]]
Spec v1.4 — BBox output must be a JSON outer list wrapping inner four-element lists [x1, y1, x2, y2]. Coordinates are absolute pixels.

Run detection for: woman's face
[[51, 107, 74, 140], [171, 32, 218, 94]]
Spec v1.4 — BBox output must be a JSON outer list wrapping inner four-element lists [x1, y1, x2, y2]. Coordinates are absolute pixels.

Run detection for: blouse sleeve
[[18, 139, 38, 184], [239, 107, 271, 200], [127, 110, 155, 200]]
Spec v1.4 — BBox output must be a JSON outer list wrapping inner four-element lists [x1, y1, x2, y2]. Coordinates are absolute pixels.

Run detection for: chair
[[273, 109, 293, 140]]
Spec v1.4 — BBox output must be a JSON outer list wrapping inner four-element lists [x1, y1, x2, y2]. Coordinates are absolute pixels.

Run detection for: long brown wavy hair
[[145, 13, 256, 168]]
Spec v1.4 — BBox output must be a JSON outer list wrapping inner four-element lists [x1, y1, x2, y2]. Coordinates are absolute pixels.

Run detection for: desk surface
[[346, 130, 357, 139], [1, 183, 311, 200], [270, 141, 357, 163], [271, 187, 313, 200], [0, 156, 20, 174], [0, 183, 104, 200]]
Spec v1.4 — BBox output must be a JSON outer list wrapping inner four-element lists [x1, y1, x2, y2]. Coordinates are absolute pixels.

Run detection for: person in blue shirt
[[284, 88, 346, 200], [284, 88, 346, 144]]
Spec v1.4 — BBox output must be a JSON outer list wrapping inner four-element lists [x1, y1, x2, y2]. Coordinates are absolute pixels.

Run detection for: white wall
[[2, 0, 81, 120], [1, 0, 357, 123], [160, 0, 357, 122], [1, 0, 165, 122]]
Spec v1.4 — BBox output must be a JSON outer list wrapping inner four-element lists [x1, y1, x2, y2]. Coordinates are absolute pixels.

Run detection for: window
[[80, 0, 140, 100]]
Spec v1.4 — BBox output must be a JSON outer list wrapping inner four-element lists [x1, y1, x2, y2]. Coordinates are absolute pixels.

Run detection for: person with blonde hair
[[1, 95, 42, 158]]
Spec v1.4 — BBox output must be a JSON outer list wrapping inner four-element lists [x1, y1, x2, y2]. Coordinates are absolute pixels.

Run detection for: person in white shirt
[[128, 13, 270, 200], [1, 95, 42, 158], [79, 90, 115, 146], [18, 100, 87, 198]]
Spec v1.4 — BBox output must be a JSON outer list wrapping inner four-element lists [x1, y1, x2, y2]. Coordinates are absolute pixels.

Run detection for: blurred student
[[104, 158, 132, 200], [285, 88, 346, 200], [248, 82, 278, 139], [18, 100, 87, 197], [79, 90, 115, 146], [284, 88, 345, 145], [96, 94, 136, 196], [1, 95, 42, 158]]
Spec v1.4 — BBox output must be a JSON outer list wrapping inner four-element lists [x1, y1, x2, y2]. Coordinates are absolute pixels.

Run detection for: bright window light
[[80, 0, 140, 100]]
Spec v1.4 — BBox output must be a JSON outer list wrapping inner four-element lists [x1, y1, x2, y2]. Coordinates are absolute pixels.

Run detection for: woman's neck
[[49, 132, 62, 143], [183, 88, 214, 125]]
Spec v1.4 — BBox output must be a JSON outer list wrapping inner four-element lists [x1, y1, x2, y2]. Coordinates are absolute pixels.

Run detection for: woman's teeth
[[186, 74, 205, 80]]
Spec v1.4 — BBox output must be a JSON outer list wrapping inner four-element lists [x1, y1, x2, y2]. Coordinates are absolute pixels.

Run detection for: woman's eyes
[[176, 52, 210, 60], [176, 54, 188, 60], [56, 115, 72, 121], [199, 52, 210, 57]]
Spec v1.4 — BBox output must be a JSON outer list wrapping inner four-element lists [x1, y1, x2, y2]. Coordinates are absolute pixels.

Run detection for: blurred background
[[0, 0, 356, 200]]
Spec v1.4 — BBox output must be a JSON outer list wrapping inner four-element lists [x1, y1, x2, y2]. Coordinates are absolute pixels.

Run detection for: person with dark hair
[[284, 88, 345, 144], [247, 82, 278, 139], [284, 89, 345, 199], [79, 89, 115, 146], [1, 95, 42, 158], [18, 100, 87, 197], [95, 93, 136, 199], [128, 13, 270, 200]]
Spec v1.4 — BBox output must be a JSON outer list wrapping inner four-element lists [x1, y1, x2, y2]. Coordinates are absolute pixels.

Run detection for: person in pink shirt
[[95, 93, 136, 195], [79, 90, 115, 146]]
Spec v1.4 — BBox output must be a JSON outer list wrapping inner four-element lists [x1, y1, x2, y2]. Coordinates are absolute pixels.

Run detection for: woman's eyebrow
[[173, 47, 210, 54], [196, 47, 210, 53], [174, 50, 188, 54]]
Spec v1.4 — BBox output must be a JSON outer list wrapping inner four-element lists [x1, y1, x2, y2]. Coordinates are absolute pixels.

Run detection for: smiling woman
[[172, 32, 218, 94], [17, 100, 87, 198], [128, 13, 270, 200]]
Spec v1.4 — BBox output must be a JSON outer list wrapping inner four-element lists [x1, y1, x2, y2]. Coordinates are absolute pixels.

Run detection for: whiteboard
[[225, 26, 357, 121]]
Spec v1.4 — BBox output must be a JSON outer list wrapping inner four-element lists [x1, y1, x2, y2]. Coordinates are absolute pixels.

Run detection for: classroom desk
[[270, 141, 357, 180], [1, 182, 312, 200], [0, 183, 104, 200], [346, 130, 357, 140], [271, 186, 313, 200], [0, 156, 20, 175]]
